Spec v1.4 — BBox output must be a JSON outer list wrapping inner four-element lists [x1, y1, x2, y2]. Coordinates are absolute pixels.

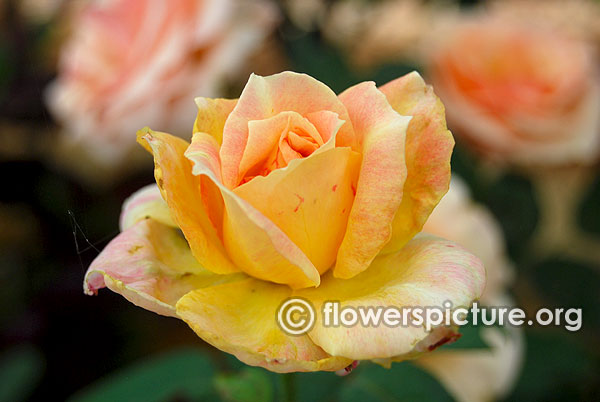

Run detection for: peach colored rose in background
[[429, 17, 600, 166], [418, 177, 523, 402], [45, 0, 278, 170], [84, 71, 486, 372]]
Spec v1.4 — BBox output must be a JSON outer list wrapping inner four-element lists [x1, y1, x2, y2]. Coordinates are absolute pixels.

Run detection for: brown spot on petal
[[427, 333, 462, 351]]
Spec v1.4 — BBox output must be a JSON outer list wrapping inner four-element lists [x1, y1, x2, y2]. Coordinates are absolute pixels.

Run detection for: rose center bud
[[239, 111, 325, 184]]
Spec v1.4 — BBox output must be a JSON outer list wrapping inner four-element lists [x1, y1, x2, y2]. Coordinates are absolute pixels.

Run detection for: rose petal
[[238, 111, 327, 180], [297, 234, 485, 360], [234, 145, 361, 274], [379, 72, 454, 254], [175, 277, 352, 373], [219, 71, 356, 188], [84, 219, 241, 317], [137, 127, 239, 274], [119, 184, 176, 231], [193, 97, 237, 144], [415, 324, 524, 402], [185, 132, 321, 288], [334, 82, 411, 279]]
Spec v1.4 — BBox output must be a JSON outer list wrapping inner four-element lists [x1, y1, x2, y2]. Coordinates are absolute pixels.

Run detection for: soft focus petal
[[298, 234, 485, 360], [423, 177, 513, 304], [334, 82, 411, 279], [84, 219, 240, 317], [219, 72, 356, 188], [137, 128, 239, 274], [185, 132, 321, 288], [193, 97, 237, 144], [234, 146, 361, 274], [416, 324, 524, 402], [379, 71, 454, 254], [176, 277, 352, 372], [119, 184, 176, 231]]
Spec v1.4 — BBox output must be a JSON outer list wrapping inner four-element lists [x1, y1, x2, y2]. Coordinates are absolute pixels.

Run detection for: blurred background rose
[[417, 177, 523, 402], [428, 16, 600, 167], [45, 0, 281, 184], [1, 0, 600, 401]]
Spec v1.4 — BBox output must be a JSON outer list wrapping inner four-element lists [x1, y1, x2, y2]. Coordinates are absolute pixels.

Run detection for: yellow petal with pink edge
[[379, 72, 454, 254], [84, 219, 243, 317], [193, 97, 237, 145], [296, 234, 485, 360], [219, 72, 356, 188], [137, 128, 238, 275], [234, 145, 361, 275], [334, 82, 411, 279], [119, 184, 175, 231], [175, 277, 353, 373], [185, 132, 321, 288]]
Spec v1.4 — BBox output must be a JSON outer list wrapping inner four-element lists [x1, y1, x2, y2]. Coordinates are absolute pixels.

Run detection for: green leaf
[[484, 174, 538, 261], [0, 344, 44, 402], [339, 362, 454, 402], [284, 31, 417, 94], [505, 330, 600, 401], [530, 257, 600, 331], [69, 347, 215, 402], [214, 367, 274, 402], [444, 311, 501, 351], [295, 371, 345, 402]]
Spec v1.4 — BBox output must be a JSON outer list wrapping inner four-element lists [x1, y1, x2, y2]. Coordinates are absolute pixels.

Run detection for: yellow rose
[[84, 71, 485, 372]]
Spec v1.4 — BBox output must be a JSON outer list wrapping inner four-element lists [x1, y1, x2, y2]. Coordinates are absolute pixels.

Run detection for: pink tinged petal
[[334, 82, 412, 279], [219, 72, 356, 188], [234, 146, 361, 275], [119, 184, 175, 231], [297, 234, 485, 361], [193, 97, 237, 145], [175, 278, 352, 373], [137, 128, 239, 275], [185, 133, 321, 289], [379, 72, 454, 254], [84, 219, 241, 317]]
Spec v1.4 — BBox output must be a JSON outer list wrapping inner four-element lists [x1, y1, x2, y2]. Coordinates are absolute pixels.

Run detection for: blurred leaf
[[295, 371, 345, 402], [214, 367, 273, 402], [284, 31, 417, 94], [450, 144, 481, 193], [443, 312, 497, 351], [578, 174, 600, 236], [69, 347, 215, 402], [339, 362, 454, 402], [505, 330, 600, 401], [530, 257, 600, 331], [484, 174, 538, 261], [0, 344, 44, 402]]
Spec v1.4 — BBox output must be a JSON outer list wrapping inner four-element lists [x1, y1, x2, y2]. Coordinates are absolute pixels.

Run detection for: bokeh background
[[1, 0, 599, 401]]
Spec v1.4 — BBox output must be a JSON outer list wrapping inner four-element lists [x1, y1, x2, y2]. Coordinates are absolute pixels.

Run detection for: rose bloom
[[429, 17, 600, 166], [84, 71, 485, 372], [46, 0, 277, 166], [417, 177, 523, 402]]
